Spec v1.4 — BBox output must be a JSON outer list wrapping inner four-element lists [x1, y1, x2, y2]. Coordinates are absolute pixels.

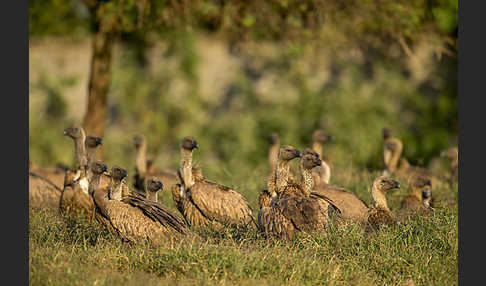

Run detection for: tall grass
[[30, 164, 458, 285]]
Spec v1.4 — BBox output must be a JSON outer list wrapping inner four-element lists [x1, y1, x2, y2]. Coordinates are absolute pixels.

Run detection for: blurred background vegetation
[[29, 0, 457, 188]]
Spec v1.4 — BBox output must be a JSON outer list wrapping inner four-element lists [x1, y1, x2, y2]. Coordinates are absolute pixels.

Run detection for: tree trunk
[[82, 25, 114, 140]]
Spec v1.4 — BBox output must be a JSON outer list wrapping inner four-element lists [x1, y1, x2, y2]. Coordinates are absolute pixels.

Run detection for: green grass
[[30, 166, 458, 286]]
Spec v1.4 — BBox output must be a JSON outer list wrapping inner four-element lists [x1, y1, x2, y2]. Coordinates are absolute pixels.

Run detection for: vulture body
[[312, 183, 369, 222], [397, 174, 433, 220], [29, 171, 63, 209], [365, 176, 401, 230], [59, 126, 95, 217], [29, 159, 68, 189], [92, 164, 189, 244], [59, 169, 94, 218], [172, 136, 255, 228], [258, 148, 336, 239]]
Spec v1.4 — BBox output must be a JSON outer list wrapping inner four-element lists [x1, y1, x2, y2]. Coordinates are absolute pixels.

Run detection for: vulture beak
[[295, 149, 301, 158]]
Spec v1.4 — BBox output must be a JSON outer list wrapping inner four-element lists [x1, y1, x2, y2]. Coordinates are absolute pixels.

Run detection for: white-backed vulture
[[382, 127, 404, 176], [59, 125, 91, 214], [311, 129, 334, 160], [59, 168, 95, 218], [440, 146, 458, 180], [257, 152, 336, 239], [382, 127, 440, 184], [29, 159, 68, 189], [366, 176, 401, 230], [258, 145, 301, 223], [144, 176, 161, 203], [266, 145, 302, 198], [307, 130, 334, 185], [267, 132, 280, 171], [171, 136, 255, 228], [300, 148, 331, 185], [29, 171, 63, 209], [133, 135, 179, 192], [397, 174, 433, 220], [63, 125, 88, 170], [92, 165, 189, 245], [89, 161, 116, 233]]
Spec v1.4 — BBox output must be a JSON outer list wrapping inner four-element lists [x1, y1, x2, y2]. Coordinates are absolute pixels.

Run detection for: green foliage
[[29, 0, 90, 36]]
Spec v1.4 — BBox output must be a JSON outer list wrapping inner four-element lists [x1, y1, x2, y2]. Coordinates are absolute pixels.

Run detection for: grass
[[29, 166, 458, 285]]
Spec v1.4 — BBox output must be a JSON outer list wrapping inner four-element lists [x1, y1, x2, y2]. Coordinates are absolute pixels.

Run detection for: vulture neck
[[89, 173, 102, 196], [74, 135, 87, 171], [268, 142, 279, 171], [388, 139, 403, 173], [86, 147, 98, 168], [135, 144, 147, 178], [275, 159, 291, 195], [371, 184, 389, 211], [301, 167, 314, 196], [410, 186, 422, 201], [86, 147, 98, 181], [321, 161, 331, 184], [180, 148, 193, 189], [147, 191, 158, 203], [109, 180, 124, 201], [312, 141, 323, 159], [92, 183, 109, 216]]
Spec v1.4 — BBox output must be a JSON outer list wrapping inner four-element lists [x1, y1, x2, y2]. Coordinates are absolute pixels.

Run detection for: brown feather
[[93, 183, 191, 245], [312, 183, 369, 222], [29, 165, 65, 189], [258, 195, 327, 239], [29, 171, 62, 209], [366, 207, 396, 231], [185, 178, 255, 227]]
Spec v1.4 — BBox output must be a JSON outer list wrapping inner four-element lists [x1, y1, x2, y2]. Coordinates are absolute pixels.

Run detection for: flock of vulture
[[29, 125, 458, 245]]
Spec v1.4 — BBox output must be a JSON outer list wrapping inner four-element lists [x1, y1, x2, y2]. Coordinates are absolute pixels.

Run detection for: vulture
[[257, 152, 336, 239], [267, 132, 280, 171], [171, 136, 255, 228], [29, 170, 63, 209], [133, 135, 178, 192], [397, 174, 433, 220], [440, 146, 458, 180], [258, 145, 301, 213], [59, 167, 94, 218], [63, 125, 88, 170], [92, 164, 190, 245], [382, 127, 439, 184], [266, 145, 302, 198], [89, 161, 116, 233], [366, 176, 401, 230], [58, 126, 92, 217], [29, 159, 68, 189], [382, 127, 404, 176], [304, 129, 334, 185], [311, 129, 334, 160], [29, 125, 87, 209]]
